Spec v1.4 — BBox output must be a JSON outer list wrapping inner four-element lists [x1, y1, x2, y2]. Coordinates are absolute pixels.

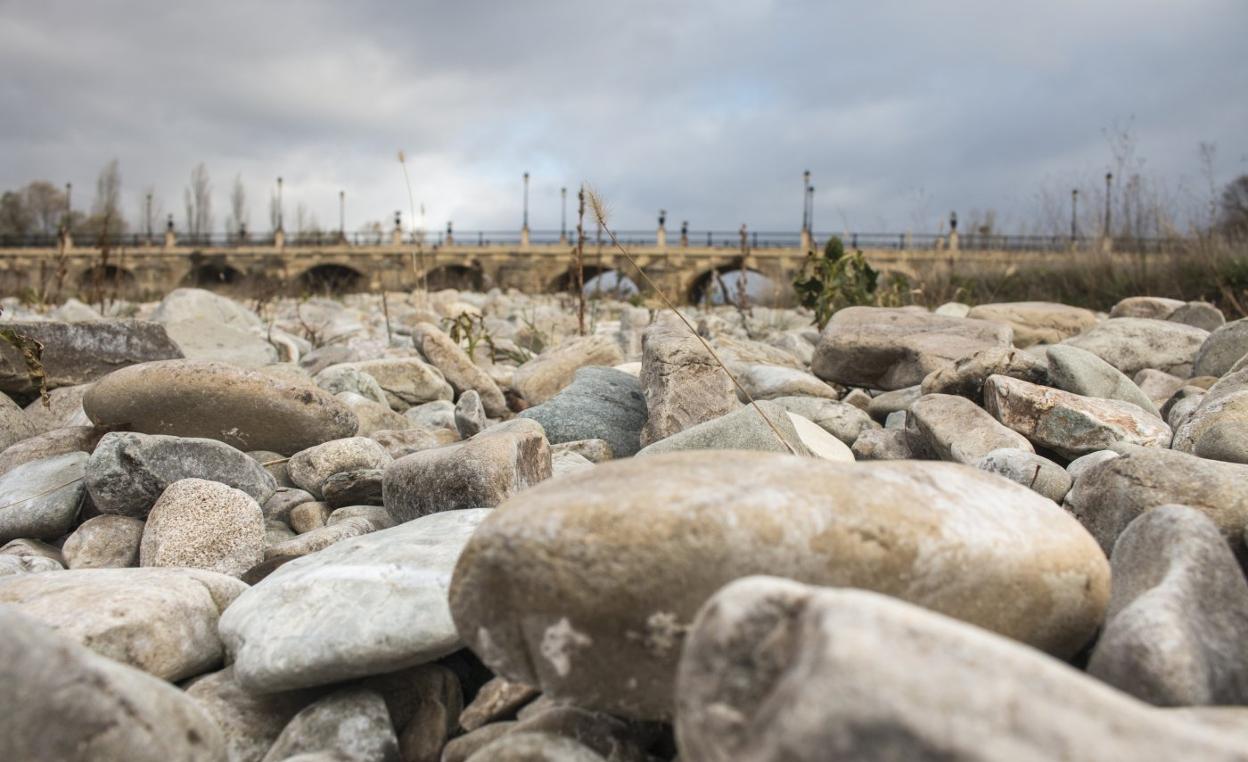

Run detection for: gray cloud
[[1, 0, 1244, 235]]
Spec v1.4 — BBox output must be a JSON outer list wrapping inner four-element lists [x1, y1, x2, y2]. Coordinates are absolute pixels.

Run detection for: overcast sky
[[2, 0, 1245, 235]]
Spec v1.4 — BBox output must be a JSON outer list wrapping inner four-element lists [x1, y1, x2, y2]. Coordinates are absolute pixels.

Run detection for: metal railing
[[0, 229, 1193, 254]]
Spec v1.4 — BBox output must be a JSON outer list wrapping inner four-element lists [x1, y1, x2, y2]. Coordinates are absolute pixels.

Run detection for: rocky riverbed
[[1, 287, 1247, 761]]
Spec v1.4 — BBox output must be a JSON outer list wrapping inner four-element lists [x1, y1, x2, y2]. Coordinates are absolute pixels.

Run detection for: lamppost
[[522, 172, 530, 231], [802, 170, 811, 232], [1104, 173, 1113, 238], [64, 182, 72, 233], [145, 192, 153, 243], [560, 186, 567, 243], [276, 177, 284, 232], [1071, 188, 1079, 242], [339, 190, 346, 242], [808, 185, 815, 234]]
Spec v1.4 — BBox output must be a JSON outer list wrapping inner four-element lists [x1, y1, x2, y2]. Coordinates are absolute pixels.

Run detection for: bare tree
[[21, 181, 65, 236], [0, 192, 32, 237], [1220, 175, 1248, 238], [81, 159, 125, 240], [183, 163, 212, 240], [227, 174, 248, 239]]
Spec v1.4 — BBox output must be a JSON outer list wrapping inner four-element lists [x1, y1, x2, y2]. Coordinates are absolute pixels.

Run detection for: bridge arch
[[78, 264, 136, 291], [425, 263, 486, 291], [687, 263, 780, 306], [547, 264, 614, 295], [293, 264, 365, 295], [182, 262, 246, 290]]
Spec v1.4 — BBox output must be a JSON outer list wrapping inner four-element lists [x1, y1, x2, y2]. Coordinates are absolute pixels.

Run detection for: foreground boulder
[[675, 577, 1246, 762], [0, 566, 246, 681], [383, 419, 551, 522], [449, 452, 1109, 719], [83, 359, 358, 455], [639, 316, 738, 446], [86, 430, 276, 517], [220, 508, 489, 693], [1088, 506, 1248, 706], [0, 319, 183, 394], [812, 307, 1012, 390], [983, 375, 1171, 458], [0, 606, 226, 762], [520, 367, 648, 457], [1065, 445, 1248, 557]]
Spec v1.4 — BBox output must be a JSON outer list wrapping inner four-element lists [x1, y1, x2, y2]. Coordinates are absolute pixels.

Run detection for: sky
[[1, 0, 1245, 236]]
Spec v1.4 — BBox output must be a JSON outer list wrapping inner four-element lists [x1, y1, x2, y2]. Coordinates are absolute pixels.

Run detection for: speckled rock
[[1089, 505, 1248, 706], [288, 437, 393, 499], [0, 451, 87, 543], [0, 606, 226, 762], [62, 514, 145, 569], [0, 566, 246, 680], [984, 375, 1171, 458], [975, 448, 1073, 502], [675, 577, 1246, 762], [1062, 318, 1209, 377], [220, 509, 489, 693], [86, 430, 277, 517], [83, 359, 358, 455], [639, 315, 739, 447], [812, 307, 1013, 390], [449, 452, 1109, 719], [140, 478, 265, 578], [384, 419, 551, 522]]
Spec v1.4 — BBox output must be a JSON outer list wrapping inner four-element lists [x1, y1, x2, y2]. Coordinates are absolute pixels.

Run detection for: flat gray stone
[[636, 400, 809, 457], [520, 367, 647, 458], [1047, 344, 1161, 417], [0, 319, 183, 394], [906, 393, 1033, 464], [0, 451, 87, 543], [220, 508, 490, 693]]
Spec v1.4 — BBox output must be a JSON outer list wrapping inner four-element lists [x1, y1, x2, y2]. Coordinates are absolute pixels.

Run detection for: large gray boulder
[[1193, 318, 1248, 378], [674, 577, 1247, 762], [0, 606, 226, 762], [520, 367, 647, 457], [812, 307, 1013, 390], [1047, 344, 1161, 417], [152, 288, 277, 367], [638, 315, 738, 446], [449, 452, 1109, 719], [219, 509, 489, 693], [0, 319, 183, 394], [86, 430, 277, 517], [0, 566, 246, 681], [0, 451, 87, 543], [83, 359, 359, 455], [1062, 318, 1209, 377], [1089, 505, 1248, 706]]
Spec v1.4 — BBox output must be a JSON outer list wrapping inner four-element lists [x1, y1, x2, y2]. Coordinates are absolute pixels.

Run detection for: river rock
[[405, 399, 458, 431], [448, 452, 1109, 719], [86, 430, 277, 517], [983, 375, 1171, 458], [967, 301, 1099, 347], [140, 478, 265, 577], [315, 365, 390, 406], [384, 419, 551, 522], [639, 315, 738, 446], [83, 359, 359, 455], [1171, 366, 1248, 464], [337, 358, 453, 411], [1193, 318, 1248, 378], [220, 508, 489, 693], [1088, 505, 1248, 706], [264, 487, 315, 523], [906, 393, 1034, 463], [290, 501, 332, 533], [335, 392, 409, 436], [770, 396, 878, 445], [520, 367, 647, 457], [514, 335, 625, 406], [787, 412, 855, 462], [0, 566, 246, 680], [0, 319, 183, 394], [467, 732, 606, 761], [186, 666, 325, 762], [323, 469, 384, 508], [1110, 296, 1184, 320], [1065, 445, 1248, 557], [674, 577, 1246, 762], [550, 438, 613, 463], [812, 307, 1013, 390], [23, 383, 91, 432], [1135, 368, 1188, 410], [0, 451, 87, 543], [1062, 318, 1209, 377], [849, 427, 916, 460], [0, 424, 105, 476], [920, 345, 1049, 402], [260, 688, 399, 762], [975, 448, 1073, 502], [0, 606, 226, 762], [264, 517, 377, 561], [1170, 301, 1226, 332], [0, 392, 40, 453], [637, 400, 809, 457], [1047, 344, 1161, 417], [455, 389, 487, 438], [734, 364, 842, 401], [62, 514, 145, 569], [288, 437, 392, 499], [412, 322, 509, 417], [460, 678, 541, 732]]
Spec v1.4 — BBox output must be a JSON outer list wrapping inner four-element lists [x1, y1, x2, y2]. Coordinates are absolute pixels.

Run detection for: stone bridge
[[0, 236, 1128, 304]]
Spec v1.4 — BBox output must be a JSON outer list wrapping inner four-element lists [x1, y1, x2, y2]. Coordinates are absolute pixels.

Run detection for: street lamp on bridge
[[1071, 188, 1079, 242], [339, 190, 346, 242], [522, 172, 530, 231], [802, 170, 811, 232], [561, 186, 567, 243], [1104, 173, 1113, 238], [276, 177, 284, 232]]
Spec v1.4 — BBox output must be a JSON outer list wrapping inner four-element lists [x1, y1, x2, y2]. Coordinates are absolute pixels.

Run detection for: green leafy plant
[[792, 236, 879, 329]]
